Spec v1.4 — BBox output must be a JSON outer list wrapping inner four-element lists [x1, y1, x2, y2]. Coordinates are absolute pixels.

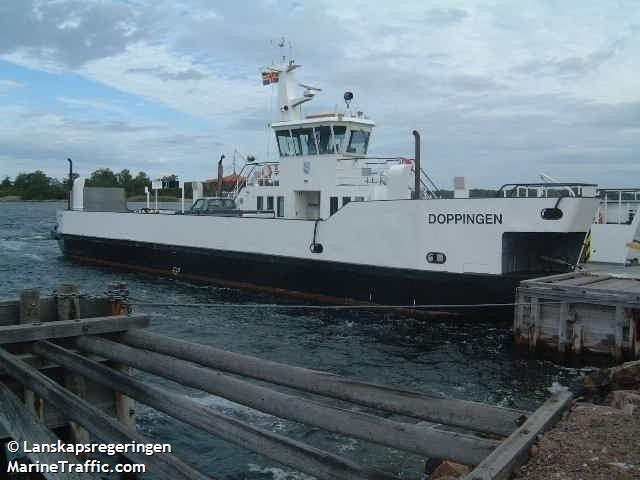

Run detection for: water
[[0, 201, 587, 478]]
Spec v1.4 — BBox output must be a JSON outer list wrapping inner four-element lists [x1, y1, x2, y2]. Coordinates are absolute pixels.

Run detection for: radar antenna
[[344, 91, 354, 110]]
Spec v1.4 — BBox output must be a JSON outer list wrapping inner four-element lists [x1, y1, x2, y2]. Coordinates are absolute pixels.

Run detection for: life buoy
[[262, 165, 273, 178]]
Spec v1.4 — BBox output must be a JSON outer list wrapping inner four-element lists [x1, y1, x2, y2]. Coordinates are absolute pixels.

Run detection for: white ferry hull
[[56, 196, 596, 312]]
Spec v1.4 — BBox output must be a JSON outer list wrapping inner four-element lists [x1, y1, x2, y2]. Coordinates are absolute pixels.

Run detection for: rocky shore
[[429, 361, 640, 480]]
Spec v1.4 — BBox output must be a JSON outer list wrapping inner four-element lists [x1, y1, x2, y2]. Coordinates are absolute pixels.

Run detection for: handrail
[[497, 182, 597, 198]]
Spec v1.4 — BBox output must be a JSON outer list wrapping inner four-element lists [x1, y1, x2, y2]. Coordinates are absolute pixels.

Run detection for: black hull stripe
[[59, 234, 529, 316]]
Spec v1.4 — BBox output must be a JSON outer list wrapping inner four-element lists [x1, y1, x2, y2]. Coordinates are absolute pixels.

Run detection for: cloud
[[125, 66, 207, 81], [0, 105, 224, 179], [0, 0, 143, 70], [424, 8, 469, 26], [56, 96, 128, 114], [0, 79, 22, 94], [0, 0, 638, 187]]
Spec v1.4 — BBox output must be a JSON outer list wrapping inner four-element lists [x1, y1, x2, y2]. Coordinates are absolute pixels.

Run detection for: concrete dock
[[514, 263, 640, 362]]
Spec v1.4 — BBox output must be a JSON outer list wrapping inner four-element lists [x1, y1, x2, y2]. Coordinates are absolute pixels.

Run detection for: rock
[[530, 444, 540, 457], [606, 390, 640, 414], [582, 361, 640, 397], [429, 460, 471, 479]]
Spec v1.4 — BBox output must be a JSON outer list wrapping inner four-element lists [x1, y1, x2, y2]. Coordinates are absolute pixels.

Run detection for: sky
[[0, 0, 638, 188]]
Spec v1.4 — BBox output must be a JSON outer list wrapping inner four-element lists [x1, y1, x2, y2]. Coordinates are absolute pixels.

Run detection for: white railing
[[596, 189, 640, 224]]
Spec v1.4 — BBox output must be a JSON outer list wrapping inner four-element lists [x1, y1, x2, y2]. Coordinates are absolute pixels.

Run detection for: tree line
[[0, 169, 155, 200]]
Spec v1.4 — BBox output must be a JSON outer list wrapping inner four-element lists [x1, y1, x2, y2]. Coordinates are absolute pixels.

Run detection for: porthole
[[426, 252, 446, 264], [541, 208, 563, 220]]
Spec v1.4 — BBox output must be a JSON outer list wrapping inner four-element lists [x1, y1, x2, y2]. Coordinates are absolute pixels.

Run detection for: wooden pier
[[1, 284, 573, 480], [514, 266, 640, 362]]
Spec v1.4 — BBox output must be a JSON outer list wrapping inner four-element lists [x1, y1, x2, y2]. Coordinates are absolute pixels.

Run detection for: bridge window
[[257, 196, 264, 210], [314, 126, 334, 154], [292, 128, 317, 155], [342, 196, 351, 207], [276, 130, 295, 157], [347, 130, 370, 155], [267, 196, 274, 211], [333, 126, 346, 153]]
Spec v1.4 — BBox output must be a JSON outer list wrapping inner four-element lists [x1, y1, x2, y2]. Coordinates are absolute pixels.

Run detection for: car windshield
[[191, 199, 205, 211]]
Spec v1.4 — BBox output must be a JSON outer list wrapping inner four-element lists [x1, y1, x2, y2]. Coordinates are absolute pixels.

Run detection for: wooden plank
[[0, 300, 19, 326], [33, 341, 399, 480], [521, 272, 580, 285], [0, 382, 101, 480], [464, 390, 573, 480], [75, 335, 498, 465], [552, 275, 611, 287], [514, 286, 640, 308], [0, 314, 149, 345], [120, 329, 526, 436], [588, 278, 640, 292], [1, 296, 116, 327], [0, 346, 214, 480]]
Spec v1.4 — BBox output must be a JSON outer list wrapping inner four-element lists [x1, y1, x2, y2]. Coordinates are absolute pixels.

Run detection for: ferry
[[55, 56, 599, 310]]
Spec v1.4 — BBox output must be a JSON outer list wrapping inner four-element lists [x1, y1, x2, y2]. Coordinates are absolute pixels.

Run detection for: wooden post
[[19, 288, 41, 325], [74, 335, 498, 465], [571, 324, 583, 356], [20, 289, 44, 420], [33, 341, 398, 480], [106, 282, 136, 430], [557, 303, 569, 355], [529, 297, 540, 353], [0, 346, 213, 480], [614, 306, 625, 362], [630, 311, 639, 359], [120, 329, 526, 436], [55, 284, 90, 450]]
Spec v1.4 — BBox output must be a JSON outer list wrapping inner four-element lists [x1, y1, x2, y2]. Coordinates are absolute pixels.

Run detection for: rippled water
[[0, 201, 587, 479]]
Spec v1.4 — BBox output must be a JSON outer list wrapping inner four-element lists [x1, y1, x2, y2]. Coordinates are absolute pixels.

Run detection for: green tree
[[116, 169, 133, 195], [0, 176, 12, 196], [86, 168, 118, 187], [13, 171, 52, 200], [132, 171, 150, 196]]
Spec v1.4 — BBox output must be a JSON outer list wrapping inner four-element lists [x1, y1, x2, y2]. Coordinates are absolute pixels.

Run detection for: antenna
[[277, 36, 286, 62]]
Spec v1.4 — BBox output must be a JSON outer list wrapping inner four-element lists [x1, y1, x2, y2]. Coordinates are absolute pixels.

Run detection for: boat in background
[[54, 55, 599, 311], [589, 189, 640, 265]]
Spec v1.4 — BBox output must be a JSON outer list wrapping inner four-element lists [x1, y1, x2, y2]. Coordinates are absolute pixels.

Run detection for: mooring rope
[[127, 299, 566, 310]]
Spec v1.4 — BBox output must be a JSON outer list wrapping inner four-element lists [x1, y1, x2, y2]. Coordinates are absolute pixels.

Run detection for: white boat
[[589, 189, 640, 265], [55, 56, 599, 310]]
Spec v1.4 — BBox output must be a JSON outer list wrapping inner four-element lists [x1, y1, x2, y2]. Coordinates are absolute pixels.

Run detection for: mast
[[265, 41, 321, 122]]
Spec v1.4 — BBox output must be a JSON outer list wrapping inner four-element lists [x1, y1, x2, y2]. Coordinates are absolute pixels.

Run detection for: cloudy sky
[[0, 0, 638, 188]]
